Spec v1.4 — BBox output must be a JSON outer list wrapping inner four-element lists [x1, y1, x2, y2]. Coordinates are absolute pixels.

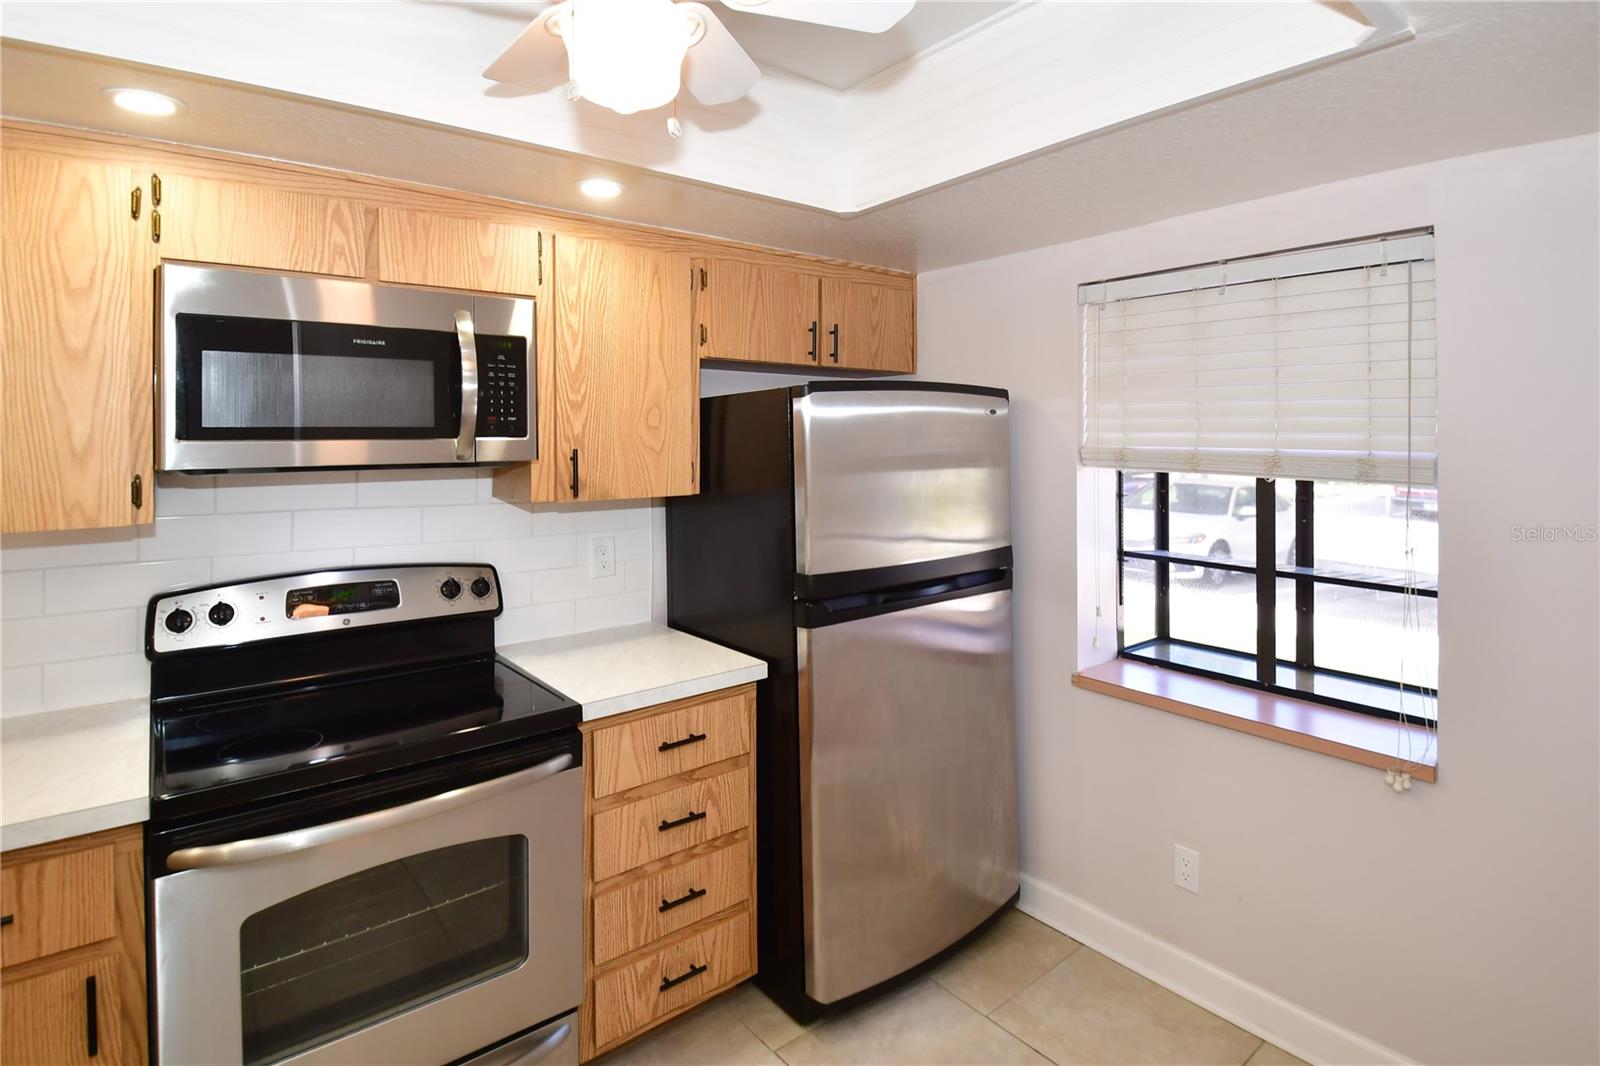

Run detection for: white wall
[[914, 134, 1600, 1065], [1, 471, 655, 717]]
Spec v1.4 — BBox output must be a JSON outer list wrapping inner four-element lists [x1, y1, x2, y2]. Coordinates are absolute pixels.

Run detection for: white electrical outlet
[[1173, 844, 1200, 894], [590, 536, 616, 578]]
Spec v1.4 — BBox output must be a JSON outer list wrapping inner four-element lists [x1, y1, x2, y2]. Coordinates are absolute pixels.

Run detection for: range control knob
[[470, 577, 493, 599], [440, 578, 462, 600], [208, 602, 236, 627], [164, 608, 194, 634]]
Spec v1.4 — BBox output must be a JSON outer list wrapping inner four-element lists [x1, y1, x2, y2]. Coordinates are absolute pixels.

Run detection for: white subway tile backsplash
[[1, 527, 138, 571], [45, 559, 212, 614], [294, 508, 422, 550], [138, 512, 293, 562], [1, 473, 658, 716], [2, 609, 142, 668], [423, 503, 533, 543], [575, 590, 652, 633], [358, 469, 481, 508], [1, 666, 44, 717], [154, 475, 217, 516], [212, 550, 355, 583], [43, 653, 148, 711], [217, 472, 357, 513], [2, 570, 44, 619]]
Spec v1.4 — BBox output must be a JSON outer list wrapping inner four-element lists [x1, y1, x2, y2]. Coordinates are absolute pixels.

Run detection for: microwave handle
[[455, 309, 479, 462], [164, 753, 573, 872]]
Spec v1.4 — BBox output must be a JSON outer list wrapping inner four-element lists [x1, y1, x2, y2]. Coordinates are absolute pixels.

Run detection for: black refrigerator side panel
[[666, 387, 814, 1019]]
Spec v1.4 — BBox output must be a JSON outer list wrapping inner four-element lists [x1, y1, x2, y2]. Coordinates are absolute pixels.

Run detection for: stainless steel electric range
[[143, 564, 581, 1066]]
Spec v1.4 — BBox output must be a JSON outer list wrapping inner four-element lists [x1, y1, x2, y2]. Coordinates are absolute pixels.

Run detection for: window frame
[[1116, 471, 1438, 726]]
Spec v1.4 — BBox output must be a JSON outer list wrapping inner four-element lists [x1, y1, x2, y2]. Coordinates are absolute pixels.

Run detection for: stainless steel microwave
[[156, 264, 536, 472]]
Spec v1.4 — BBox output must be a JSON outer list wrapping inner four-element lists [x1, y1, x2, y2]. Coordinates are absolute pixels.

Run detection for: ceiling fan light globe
[[566, 0, 690, 115]]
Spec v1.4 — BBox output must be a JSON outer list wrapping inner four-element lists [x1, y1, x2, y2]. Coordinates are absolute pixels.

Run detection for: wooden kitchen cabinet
[[375, 208, 543, 296], [0, 149, 153, 534], [693, 257, 821, 366], [1, 826, 148, 1066], [148, 168, 367, 278], [579, 685, 758, 1060], [820, 275, 917, 372], [549, 234, 697, 501]]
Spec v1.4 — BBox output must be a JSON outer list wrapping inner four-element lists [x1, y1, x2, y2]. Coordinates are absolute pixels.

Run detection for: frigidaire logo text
[[352, 338, 386, 346]]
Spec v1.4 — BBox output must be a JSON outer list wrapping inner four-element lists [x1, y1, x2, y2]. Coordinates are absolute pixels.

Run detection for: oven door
[[151, 745, 580, 1066], [157, 263, 534, 471]]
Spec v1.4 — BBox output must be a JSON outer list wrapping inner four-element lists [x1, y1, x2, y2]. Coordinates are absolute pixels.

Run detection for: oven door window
[[175, 313, 460, 441], [239, 836, 528, 1065]]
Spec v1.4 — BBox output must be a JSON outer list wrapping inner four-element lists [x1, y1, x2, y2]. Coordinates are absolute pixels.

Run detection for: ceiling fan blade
[[483, 2, 569, 86], [717, 0, 915, 33], [680, 5, 761, 106]]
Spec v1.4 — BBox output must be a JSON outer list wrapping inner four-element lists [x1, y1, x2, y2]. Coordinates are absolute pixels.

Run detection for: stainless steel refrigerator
[[667, 382, 1019, 1022]]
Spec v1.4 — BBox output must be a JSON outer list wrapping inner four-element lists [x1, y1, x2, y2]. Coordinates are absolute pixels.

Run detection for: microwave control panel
[[477, 334, 528, 439]]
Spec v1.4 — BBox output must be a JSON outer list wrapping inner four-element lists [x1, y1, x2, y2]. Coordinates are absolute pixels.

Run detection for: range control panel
[[147, 564, 501, 656]]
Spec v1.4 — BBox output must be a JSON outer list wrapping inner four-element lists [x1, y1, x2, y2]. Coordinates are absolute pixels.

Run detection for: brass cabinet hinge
[[699, 323, 707, 346], [130, 474, 144, 510], [150, 173, 161, 207], [151, 209, 161, 244], [130, 186, 141, 221], [697, 267, 707, 290], [537, 232, 543, 286]]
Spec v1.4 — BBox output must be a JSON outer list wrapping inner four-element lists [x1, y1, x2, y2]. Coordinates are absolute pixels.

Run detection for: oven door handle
[[165, 753, 573, 872], [455, 308, 479, 462]]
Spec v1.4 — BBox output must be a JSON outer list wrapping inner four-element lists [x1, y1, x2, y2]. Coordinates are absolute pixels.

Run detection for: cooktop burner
[[217, 729, 325, 764]]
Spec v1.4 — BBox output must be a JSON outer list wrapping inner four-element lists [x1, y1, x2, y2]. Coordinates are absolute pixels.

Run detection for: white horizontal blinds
[[1081, 233, 1436, 485]]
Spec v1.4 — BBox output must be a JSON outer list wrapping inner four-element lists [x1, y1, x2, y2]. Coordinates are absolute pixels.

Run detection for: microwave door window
[[176, 314, 459, 441]]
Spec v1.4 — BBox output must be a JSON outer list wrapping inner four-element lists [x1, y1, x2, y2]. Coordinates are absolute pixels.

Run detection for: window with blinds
[[1080, 231, 1436, 486]]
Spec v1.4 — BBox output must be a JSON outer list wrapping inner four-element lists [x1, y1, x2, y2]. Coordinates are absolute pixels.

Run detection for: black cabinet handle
[[807, 320, 819, 361], [0, 914, 13, 927], [659, 962, 708, 991], [658, 886, 708, 913], [828, 323, 840, 363], [658, 810, 706, 832], [658, 731, 707, 753], [85, 975, 99, 1058], [570, 448, 580, 499]]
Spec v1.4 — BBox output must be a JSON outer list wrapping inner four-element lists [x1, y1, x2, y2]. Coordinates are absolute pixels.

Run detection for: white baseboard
[[1017, 874, 1413, 1066]]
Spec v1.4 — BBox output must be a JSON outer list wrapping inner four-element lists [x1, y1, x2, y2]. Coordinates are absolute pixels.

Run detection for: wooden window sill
[[1072, 659, 1437, 782]]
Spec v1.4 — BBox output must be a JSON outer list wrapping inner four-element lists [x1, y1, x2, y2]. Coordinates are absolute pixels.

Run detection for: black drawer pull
[[85, 974, 99, 1057], [658, 810, 707, 832], [0, 914, 13, 927], [659, 886, 707, 913], [658, 732, 707, 753], [659, 962, 708, 992]]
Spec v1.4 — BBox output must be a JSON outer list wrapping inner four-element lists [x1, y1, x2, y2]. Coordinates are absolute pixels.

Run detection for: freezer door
[[797, 586, 1018, 1004], [792, 387, 1010, 583]]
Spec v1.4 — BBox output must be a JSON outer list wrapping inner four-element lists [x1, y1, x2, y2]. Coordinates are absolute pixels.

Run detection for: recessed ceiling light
[[104, 88, 184, 117], [578, 178, 623, 200]]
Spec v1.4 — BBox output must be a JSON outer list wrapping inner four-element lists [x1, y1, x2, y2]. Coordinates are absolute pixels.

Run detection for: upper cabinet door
[[820, 277, 916, 373], [1, 150, 152, 533], [150, 169, 366, 277], [693, 258, 819, 367], [376, 209, 542, 296], [554, 235, 696, 501]]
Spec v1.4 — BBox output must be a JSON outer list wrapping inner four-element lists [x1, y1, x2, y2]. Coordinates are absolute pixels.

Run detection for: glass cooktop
[[154, 656, 578, 806]]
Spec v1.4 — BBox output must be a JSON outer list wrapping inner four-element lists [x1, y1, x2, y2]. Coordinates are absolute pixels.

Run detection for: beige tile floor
[[597, 910, 1309, 1066]]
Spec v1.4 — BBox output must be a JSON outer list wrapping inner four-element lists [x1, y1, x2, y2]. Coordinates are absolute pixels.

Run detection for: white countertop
[[1, 699, 150, 851], [498, 624, 767, 722], [0, 627, 762, 851]]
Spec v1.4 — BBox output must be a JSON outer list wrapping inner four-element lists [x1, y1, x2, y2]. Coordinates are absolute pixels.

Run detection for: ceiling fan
[[483, 0, 916, 134]]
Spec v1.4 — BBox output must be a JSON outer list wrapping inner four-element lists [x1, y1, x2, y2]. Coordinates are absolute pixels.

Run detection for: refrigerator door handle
[[801, 569, 1012, 628]]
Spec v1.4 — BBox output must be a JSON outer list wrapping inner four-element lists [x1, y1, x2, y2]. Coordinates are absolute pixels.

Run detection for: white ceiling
[[716, 2, 1012, 90], [0, 3, 1595, 273]]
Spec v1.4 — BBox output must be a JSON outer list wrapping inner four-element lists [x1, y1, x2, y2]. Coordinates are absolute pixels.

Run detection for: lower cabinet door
[[2, 955, 123, 1066], [591, 910, 752, 1052]]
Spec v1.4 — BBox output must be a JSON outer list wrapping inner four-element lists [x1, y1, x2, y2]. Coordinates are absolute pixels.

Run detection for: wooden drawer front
[[591, 689, 753, 798], [1, 954, 123, 1065], [592, 767, 750, 882], [592, 838, 751, 966], [592, 910, 752, 1052], [1, 845, 116, 967]]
